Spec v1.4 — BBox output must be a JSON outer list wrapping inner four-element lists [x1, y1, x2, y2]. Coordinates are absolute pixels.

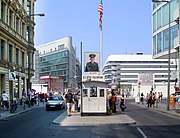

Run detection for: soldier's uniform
[[85, 54, 99, 72]]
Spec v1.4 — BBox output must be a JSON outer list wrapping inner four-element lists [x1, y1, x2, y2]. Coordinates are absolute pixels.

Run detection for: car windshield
[[49, 96, 63, 101]]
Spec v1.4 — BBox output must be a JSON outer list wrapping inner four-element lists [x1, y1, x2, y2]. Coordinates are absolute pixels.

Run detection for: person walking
[[140, 93, 144, 104], [147, 92, 152, 108], [151, 93, 156, 108], [71, 92, 75, 113], [1, 91, 9, 111], [65, 89, 73, 117], [107, 89, 112, 114], [111, 91, 116, 113], [77, 92, 81, 112], [120, 93, 126, 112]]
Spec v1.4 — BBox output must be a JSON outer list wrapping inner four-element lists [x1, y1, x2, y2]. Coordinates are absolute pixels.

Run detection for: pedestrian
[[1, 91, 9, 111], [65, 89, 73, 117], [111, 91, 116, 113], [140, 93, 144, 104], [120, 93, 126, 112], [74, 93, 78, 111], [147, 92, 152, 108], [71, 92, 75, 113], [170, 94, 175, 109], [159, 92, 163, 103], [107, 89, 112, 114], [77, 92, 81, 112], [42, 93, 45, 105], [151, 93, 156, 108]]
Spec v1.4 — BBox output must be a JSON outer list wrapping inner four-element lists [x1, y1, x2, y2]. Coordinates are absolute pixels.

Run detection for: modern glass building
[[36, 36, 77, 91], [152, 0, 179, 59]]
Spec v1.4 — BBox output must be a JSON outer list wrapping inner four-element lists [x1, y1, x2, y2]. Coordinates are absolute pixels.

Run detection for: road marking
[[137, 127, 148, 138]]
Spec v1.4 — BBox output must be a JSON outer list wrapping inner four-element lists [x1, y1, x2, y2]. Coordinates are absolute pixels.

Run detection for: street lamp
[[27, 13, 45, 94], [152, 0, 171, 110]]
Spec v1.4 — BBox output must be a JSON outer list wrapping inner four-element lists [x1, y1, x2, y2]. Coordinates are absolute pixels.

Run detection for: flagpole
[[98, 0, 103, 74], [100, 27, 103, 74]]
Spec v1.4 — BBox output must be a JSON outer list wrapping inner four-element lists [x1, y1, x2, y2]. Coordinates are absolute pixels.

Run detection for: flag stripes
[[98, 0, 103, 30]]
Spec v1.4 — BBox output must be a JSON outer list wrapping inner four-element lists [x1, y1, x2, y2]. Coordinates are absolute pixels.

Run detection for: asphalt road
[[126, 100, 180, 138], [0, 101, 179, 138]]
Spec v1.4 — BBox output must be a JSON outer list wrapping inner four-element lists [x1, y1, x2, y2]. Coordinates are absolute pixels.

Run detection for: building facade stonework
[[0, 0, 36, 102]]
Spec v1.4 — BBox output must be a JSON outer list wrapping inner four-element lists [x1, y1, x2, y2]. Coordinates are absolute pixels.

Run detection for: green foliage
[[116, 83, 121, 91]]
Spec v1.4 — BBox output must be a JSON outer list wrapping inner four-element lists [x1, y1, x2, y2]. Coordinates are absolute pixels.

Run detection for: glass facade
[[39, 50, 69, 82], [152, 0, 179, 56]]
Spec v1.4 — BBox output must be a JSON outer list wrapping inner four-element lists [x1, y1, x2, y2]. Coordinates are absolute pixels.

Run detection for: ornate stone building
[[0, 0, 36, 101]]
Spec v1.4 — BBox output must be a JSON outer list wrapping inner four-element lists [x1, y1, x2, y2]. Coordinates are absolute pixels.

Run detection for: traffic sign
[[9, 70, 16, 81]]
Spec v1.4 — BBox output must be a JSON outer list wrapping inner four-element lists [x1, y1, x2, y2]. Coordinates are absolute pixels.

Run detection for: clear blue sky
[[34, 0, 152, 64]]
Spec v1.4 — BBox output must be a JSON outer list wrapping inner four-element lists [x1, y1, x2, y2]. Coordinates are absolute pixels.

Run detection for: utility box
[[81, 75, 107, 116]]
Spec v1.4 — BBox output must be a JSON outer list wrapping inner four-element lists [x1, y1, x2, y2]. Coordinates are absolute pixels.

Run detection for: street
[[0, 100, 180, 138], [126, 99, 180, 138]]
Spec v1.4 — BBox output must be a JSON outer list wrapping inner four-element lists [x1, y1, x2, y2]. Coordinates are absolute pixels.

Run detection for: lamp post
[[27, 13, 45, 94], [152, 0, 170, 110]]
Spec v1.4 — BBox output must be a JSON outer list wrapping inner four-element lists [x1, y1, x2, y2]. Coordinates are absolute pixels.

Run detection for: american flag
[[98, 0, 103, 30]]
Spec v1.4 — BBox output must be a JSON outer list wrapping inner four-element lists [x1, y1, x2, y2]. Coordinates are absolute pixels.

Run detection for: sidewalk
[[133, 99, 180, 118], [0, 102, 45, 120], [53, 110, 136, 126]]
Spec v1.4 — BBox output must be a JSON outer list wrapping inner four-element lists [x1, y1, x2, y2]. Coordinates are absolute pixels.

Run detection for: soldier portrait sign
[[84, 52, 100, 72]]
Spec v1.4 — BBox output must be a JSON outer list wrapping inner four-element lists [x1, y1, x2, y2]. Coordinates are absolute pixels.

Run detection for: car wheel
[[46, 106, 50, 111], [60, 105, 63, 110]]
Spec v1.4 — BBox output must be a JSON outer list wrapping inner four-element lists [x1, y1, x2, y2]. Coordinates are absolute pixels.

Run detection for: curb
[[52, 112, 136, 126], [52, 111, 67, 124], [0, 106, 42, 120]]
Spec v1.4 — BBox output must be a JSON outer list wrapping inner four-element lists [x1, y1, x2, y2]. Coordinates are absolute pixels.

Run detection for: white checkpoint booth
[[81, 75, 107, 116]]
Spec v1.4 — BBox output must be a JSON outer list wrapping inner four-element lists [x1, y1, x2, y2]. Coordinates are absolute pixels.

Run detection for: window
[[157, 9, 161, 29], [16, 17, 19, 33], [90, 86, 97, 97], [16, 48, 19, 65], [0, 39, 5, 59], [1, 2, 5, 21], [163, 28, 169, 51], [153, 13, 157, 32], [22, 0, 25, 8], [100, 89, 104, 97], [22, 51, 24, 67], [157, 2, 161, 7], [83, 89, 88, 97], [9, 44, 13, 63], [26, 26, 29, 41], [162, 4, 169, 26], [9, 10, 13, 27], [157, 32, 162, 53], [171, 24, 178, 49], [22, 23, 25, 37], [153, 36, 156, 55], [153, 3, 157, 10], [170, 0, 179, 22], [27, 1, 31, 16]]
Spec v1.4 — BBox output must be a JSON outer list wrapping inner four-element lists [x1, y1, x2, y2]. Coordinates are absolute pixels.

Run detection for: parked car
[[46, 95, 65, 111]]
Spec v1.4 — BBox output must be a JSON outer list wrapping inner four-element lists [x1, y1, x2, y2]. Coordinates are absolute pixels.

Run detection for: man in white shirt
[[1, 91, 9, 110]]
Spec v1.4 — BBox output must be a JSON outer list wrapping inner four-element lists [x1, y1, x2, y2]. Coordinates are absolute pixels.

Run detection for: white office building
[[103, 54, 177, 97], [36, 36, 77, 91]]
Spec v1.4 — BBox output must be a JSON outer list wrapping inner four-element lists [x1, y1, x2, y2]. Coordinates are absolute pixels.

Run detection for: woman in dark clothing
[[111, 92, 116, 113], [120, 93, 126, 112]]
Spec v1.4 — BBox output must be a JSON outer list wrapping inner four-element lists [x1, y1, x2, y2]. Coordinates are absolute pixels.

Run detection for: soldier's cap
[[89, 54, 96, 58]]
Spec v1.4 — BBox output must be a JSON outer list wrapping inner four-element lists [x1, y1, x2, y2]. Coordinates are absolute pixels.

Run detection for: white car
[[46, 95, 65, 111]]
